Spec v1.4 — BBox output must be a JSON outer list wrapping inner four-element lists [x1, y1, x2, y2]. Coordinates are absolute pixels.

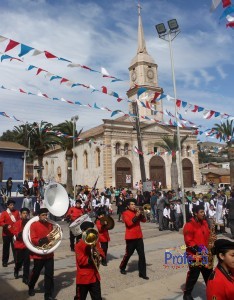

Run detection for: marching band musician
[[28, 208, 55, 300], [0, 199, 20, 267], [66, 199, 84, 251], [74, 221, 105, 300], [183, 205, 212, 300], [95, 210, 110, 266], [206, 239, 234, 300], [11, 207, 30, 284], [119, 198, 149, 280]]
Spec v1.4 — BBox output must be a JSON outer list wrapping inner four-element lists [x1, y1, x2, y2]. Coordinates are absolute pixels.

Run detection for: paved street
[[1, 206, 231, 300]]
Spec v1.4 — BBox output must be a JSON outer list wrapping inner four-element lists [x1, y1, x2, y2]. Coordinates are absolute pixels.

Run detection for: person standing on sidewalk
[[183, 205, 212, 300], [157, 192, 168, 231], [227, 191, 234, 239], [119, 199, 149, 280]]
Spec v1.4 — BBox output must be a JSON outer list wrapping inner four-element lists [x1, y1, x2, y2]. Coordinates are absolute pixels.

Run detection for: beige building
[[39, 11, 200, 190]]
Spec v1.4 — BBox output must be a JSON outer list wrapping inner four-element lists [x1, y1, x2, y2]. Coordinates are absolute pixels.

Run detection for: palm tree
[[55, 120, 82, 195], [213, 120, 234, 187], [156, 133, 188, 190], [29, 121, 61, 178]]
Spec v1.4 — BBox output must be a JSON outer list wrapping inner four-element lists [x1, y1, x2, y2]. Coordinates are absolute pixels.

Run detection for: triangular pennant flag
[[44, 51, 57, 59], [32, 49, 44, 56], [19, 44, 34, 57], [4, 40, 20, 52], [0, 36, 7, 43], [137, 87, 147, 97]]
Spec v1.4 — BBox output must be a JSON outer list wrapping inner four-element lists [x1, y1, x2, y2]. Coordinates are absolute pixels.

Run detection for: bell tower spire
[[127, 2, 163, 121]]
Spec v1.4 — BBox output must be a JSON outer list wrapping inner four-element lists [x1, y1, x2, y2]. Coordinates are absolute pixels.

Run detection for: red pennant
[[19, 89, 26, 93], [60, 78, 69, 84], [117, 98, 123, 102], [44, 51, 57, 59], [176, 99, 181, 107], [145, 101, 151, 109], [102, 86, 107, 94], [36, 68, 45, 75], [192, 105, 198, 112], [222, 0, 231, 8], [5, 40, 19, 52], [42, 94, 49, 98], [226, 21, 234, 28]]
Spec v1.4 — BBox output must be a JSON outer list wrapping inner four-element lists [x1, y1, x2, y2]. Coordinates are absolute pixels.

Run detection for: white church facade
[[40, 10, 200, 190]]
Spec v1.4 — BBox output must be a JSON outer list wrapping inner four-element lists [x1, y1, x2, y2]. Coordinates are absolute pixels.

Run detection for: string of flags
[[0, 35, 124, 82], [210, 0, 234, 28]]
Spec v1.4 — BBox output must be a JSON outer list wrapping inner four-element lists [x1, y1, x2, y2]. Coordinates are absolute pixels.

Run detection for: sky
[[0, 0, 233, 143]]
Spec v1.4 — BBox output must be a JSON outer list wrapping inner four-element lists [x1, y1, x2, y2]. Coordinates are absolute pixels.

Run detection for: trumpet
[[82, 228, 100, 271]]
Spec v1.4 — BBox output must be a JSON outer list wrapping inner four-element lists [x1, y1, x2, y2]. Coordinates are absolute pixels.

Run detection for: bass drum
[[69, 214, 92, 236]]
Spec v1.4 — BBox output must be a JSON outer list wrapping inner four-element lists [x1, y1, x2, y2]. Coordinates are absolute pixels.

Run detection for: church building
[[40, 10, 200, 190]]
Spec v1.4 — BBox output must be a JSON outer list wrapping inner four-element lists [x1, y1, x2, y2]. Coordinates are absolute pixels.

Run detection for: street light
[[71, 115, 79, 199], [155, 19, 186, 225]]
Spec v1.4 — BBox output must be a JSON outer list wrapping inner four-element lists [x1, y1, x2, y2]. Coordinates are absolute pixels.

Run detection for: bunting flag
[[0, 34, 124, 82]]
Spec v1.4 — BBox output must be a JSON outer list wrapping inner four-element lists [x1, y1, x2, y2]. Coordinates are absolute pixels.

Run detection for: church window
[[154, 146, 158, 153], [74, 153, 78, 170], [96, 148, 101, 167], [84, 151, 88, 169], [186, 146, 191, 157], [45, 161, 48, 175], [124, 143, 129, 155], [115, 143, 121, 155]]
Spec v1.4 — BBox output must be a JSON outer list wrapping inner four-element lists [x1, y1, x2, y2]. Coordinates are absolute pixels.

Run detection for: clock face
[[147, 69, 154, 79], [131, 71, 137, 82]]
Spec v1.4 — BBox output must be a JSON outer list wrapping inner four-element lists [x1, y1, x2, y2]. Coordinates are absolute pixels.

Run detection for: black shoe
[[45, 297, 56, 300], [159, 229, 163, 231], [139, 274, 149, 280], [120, 269, 127, 275], [14, 270, 19, 279], [102, 261, 107, 266], [2, 262, 7, 267], [23, 278, 28, 285], [28, 288, 35, 296], [183, 293, 194, 300]]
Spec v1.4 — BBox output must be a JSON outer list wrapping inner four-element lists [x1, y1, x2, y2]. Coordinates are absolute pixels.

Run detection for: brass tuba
[[23, 182, 69, 255], [82, 228, 100, 271]]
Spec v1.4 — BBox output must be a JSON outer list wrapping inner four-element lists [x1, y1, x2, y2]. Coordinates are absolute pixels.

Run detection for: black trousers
[[15, 248, 30, 280], [100, 242, 108, 263], [184, 265, 213, 294], [70, 231, 80, 250], [2, 235, 15, 264], [157, 210, 163, 230], [230, 219, 234, 237], [28, 258, 54, 299], [119, 238, 146, 277], [75, 281, 102, 300]]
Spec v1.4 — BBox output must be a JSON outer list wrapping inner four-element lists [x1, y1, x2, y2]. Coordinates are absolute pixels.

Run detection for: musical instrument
[[143, 204, 151, 214], [23, 182, 69, 255], [82, 228, 100, 271], [69, 214, 92, 236], [206, 218, 217, 269], [100, 215, 115, 230]]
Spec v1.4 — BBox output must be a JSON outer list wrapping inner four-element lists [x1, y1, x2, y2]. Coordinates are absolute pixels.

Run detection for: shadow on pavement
[[0, 277, 29, 300]]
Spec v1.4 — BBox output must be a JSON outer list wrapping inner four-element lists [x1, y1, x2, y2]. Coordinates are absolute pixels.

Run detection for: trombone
[[82, 228, 100, 272]]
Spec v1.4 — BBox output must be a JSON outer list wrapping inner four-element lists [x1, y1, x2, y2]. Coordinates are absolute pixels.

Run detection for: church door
[[149, 156, 166, 188], [115, 158, 132, 188], [182, 158, 194, 188]]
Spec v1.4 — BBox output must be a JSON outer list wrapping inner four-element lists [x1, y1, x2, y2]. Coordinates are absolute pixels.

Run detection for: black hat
[[80, 221, 94, 231], [6, 199, 15, 206], [38, 208, 49, 215], [76, 199, 82, 204], [125, 198, 136, 206], [212, 239, 234, 255], [97, 209, 106, 216], [20, 207, 30, 214]]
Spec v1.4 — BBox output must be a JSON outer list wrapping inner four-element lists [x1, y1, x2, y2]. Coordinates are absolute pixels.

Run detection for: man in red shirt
[[11, 207, 30, 284], [66, 199, 84, 251], [119, 198, 148, 279], [74, 221, 105, 300], [0, 199, 20, 267], [95, 210, 110, 266], [183, 205, 213, 300], [28, 208, 55, 300]]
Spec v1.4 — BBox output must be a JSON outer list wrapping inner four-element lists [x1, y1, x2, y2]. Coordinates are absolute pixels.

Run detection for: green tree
[[156, 133, 188, 190], [55, 120, 82, 195], [213, 120, 234, 187]]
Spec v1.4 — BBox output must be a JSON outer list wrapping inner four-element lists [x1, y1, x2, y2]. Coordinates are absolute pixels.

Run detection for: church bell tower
[[127, 4, 163, 121]]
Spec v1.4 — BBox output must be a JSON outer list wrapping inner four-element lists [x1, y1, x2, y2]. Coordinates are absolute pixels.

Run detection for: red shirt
[[122, 209, 146, 240], [95, 219, 110, 243], [183, 217, 210, 256], [11, 219, 28, 249], [30, 220, 54, 260], [66, 207, 83, 222], [75, 239, 104, 284], [206, 264, 234, 300], [0, 210, 20, 236]]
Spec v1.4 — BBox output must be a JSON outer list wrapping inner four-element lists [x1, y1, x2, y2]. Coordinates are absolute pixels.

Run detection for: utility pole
[[133, 100, 146, 183]]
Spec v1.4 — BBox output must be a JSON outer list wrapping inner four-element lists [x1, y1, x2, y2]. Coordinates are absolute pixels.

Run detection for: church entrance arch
[[115, 157, 132, 188], [149, 156, 166, 188], [182, 158, 194, 188]]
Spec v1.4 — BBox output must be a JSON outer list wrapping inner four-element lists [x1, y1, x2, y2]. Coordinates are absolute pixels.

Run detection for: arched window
[[74, 154, 78, 170], [45, 161, 48, 175], [124, 143, 129, 155], [181, 146, 185, 157], [57, 166, 62, 183], [83, 151, 88, 169], [186, 146, 191, 157], [96, 148, 101, 167], [115, 143, 121, 155]]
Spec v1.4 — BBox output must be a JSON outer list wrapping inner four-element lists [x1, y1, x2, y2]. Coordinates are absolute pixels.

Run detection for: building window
[[57, 167, 62, 183], [186, 146, 191, 157], [45, 161, 48, 175], [74, 154, 78, 171], [115, 143, 121, 155], [124, 143, 129, 155], [84, 151, 88, 169], [96, 148, 101, 167], [153, 146, 158, 153]]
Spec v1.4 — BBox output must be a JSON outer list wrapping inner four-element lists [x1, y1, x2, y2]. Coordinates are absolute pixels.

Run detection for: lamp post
[[71, 115, 79, 199], [155, 19, 186, 225]]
